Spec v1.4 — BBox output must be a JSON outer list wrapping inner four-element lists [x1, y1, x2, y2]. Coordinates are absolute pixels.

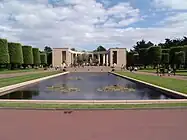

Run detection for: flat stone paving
[[67, 66, 112, 72], [0, 109, 187, 140]]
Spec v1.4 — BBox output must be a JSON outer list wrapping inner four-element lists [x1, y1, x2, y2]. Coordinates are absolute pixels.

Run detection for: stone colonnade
[[52, 48, 126, 67], [68, 51, 109, 66]]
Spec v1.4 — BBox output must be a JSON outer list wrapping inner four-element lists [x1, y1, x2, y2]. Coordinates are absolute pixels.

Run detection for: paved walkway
[[136, 71, 187, 80], [67, 66, 112, 72], [0, 109, 186, 140]]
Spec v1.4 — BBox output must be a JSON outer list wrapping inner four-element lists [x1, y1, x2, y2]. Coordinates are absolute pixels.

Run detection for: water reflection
[[0, 72, 175, 100], [0, 90, 39, 99]]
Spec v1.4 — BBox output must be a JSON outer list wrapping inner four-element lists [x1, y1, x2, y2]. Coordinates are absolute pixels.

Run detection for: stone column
[[98, 54, 100, 65], [71, 53, 73, 64], [106, 54, 108, 66], [103, 54, 105, 65], [76, 54, 78, 64]]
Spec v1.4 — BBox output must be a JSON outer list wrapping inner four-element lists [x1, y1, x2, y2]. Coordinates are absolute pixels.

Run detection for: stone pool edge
[[110, 72, 187, 99], [0, 99, 187, 104], [0, 71, 187, 105], [0, 71, 69, 96]]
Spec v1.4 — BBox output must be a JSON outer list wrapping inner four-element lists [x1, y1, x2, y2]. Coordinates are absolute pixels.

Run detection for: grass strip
[[116, 71, 187, 94], [0, 69, 38, 74], [0, 71, 63, 88], [0, 102, 187, 109], [140, 69, 187, 76]]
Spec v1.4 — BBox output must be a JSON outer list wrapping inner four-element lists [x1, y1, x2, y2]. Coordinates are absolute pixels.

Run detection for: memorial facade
[[52, 47, 127, 67]]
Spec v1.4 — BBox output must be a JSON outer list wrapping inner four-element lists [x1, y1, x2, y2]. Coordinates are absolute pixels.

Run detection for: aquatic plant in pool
[[97, 84, 136, 92], [47, 84, 80, 93]]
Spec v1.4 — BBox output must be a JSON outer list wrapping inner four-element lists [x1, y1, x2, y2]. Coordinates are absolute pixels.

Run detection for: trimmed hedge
[[22, 46, 33, 65], [0, 38, 9, 64], [40, 52, 47, 64], [183, 46, 187, 66], [8, 42, 23, 64], [162, 49, 169, 53], [169, 46, 184, 64], [32, 48, 41, 65], [147, 46, 161, 64], [161, 53, 169, 64], [138, 48, 148, 65], [47, 52, 52, 66], [174, 51, 185, 64]]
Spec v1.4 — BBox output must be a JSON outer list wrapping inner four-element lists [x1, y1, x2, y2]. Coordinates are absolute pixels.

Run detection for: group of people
[[157, 66, 176, 76]]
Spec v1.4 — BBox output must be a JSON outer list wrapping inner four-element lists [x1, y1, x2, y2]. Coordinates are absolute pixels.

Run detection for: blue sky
[[0, 0, 187, 51]]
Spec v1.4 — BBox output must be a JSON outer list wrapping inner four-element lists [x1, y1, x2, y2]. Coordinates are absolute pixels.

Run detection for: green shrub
[[161, 53, 169, 64], [47, 52, 52, 66], [8, 42, 23, 64], [138, 48, 148, 65], [183, 45, 187, 66], [133, 53, 139, 66], [169, 46, 184, 64], [40, 52, 47, 65], [147, 46, 161, 64], [0, 38, 9, 64], [162, 49, 169, 53], [32, 48, 41, 65], [22, 45, 33, 65], [174, 51, 185, 64]]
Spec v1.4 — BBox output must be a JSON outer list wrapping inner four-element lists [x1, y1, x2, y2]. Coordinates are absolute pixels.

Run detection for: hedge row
[[22, 45, 33, 65], [0, 39, 9, 64], [129, 45, 187, 67], [8, 42, 24, 64], [33, 48, 41, 65], [40, 53, 47, 64], [0, 38, 47, 66]]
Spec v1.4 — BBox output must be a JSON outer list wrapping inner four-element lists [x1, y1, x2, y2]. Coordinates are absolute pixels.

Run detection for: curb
[[0, 99, 187, 104], [0, 107, 187, 111], [110, 72, 187, 99], [0, 71, 69, 95]]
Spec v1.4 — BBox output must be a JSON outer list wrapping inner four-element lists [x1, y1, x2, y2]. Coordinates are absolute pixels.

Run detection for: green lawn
[[140, 69, 187, 76], [0, 69, 41, 74], [0, 71, 63, 88], [116, 71, 187, 94], [0, 102, 187, 109]]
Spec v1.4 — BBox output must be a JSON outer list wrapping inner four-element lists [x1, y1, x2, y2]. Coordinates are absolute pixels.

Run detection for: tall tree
[[44, 46, 52, 53], [181, 36, 187, 46], [71, 48, 76, 51], [94, 46, 106, 52], [44, 46, 52, 66], [133, 40, 153, 52]]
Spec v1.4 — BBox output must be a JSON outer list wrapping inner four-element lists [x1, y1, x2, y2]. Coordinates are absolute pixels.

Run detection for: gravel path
[[0, 109, 186, 140]]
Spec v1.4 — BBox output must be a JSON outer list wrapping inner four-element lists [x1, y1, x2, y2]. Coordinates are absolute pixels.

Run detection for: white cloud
[[159, 12, 187, 28], [0, 0, 187, 51], [153, 0, 187, 10]]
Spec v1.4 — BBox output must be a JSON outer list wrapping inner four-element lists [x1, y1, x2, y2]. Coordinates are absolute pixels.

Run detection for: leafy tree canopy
[[94, 46, 106, 52], [44, 46, 52, 53]]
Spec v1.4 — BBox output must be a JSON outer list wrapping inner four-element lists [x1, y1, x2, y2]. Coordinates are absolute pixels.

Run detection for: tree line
[[0, 38, 52, 70], [127, 37, 187, 69]]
